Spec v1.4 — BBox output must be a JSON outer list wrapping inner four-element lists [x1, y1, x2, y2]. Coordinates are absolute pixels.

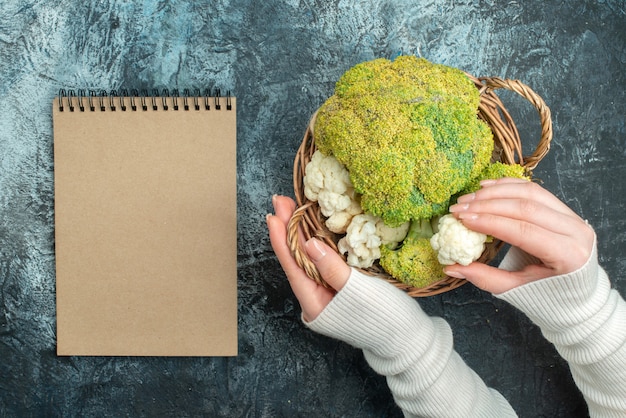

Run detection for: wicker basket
[[288, 74, 553, 297]]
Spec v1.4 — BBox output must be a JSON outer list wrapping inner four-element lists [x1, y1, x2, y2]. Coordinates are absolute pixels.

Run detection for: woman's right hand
[[444, 178, 596, 294]]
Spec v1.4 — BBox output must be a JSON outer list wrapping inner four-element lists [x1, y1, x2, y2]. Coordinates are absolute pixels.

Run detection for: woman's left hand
[[266, 195, 351, 322]]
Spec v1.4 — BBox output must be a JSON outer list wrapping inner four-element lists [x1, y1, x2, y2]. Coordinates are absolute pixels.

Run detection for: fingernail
[[456, 193, 475, 203], [480, 179, 497, 187], [457, 212, 478, 221], [305, 238, 327, 262], [445, 270, 466, 279], [449, 203, 469, 212]]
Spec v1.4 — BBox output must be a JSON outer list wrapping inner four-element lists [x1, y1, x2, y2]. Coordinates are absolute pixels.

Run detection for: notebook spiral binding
[[57, 88, 232, 112]]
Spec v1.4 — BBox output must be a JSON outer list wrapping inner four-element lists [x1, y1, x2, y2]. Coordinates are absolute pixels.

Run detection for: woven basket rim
[[288, 74, 553, 297]]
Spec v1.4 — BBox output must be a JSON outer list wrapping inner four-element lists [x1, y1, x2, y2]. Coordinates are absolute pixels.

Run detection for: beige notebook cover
[[53, 92, 237, 356]]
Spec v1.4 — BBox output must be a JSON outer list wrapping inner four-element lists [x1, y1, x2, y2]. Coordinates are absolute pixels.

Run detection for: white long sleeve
[[305, 270, 516, 417], [496, 244, 626, 416], [302, 241, 626, 416]]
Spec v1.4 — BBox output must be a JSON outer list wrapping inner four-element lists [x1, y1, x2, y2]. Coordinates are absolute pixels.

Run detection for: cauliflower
[[303, 150, 362, 233], [303, 56, 529, 288], [430, 214, 487, 266], [314, 55, 494, 226], [376, 219, 410, 249], [325, 198, 363, 234], [338, 214, 409, 268]]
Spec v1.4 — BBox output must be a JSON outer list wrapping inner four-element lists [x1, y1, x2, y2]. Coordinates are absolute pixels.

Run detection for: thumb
[[445, 263, 530, 294], [305, 238, 351, 291]]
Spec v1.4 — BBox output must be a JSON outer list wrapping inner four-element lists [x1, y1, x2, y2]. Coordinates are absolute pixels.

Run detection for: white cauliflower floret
[[430, 214, 487, 266], [337, 214, 381, 268], [303, 150, 362, 233], [303, 150, 351, 212], [325, 198, 363, 234], [338, 214, 410, 268], [376, 219, 410, 249]]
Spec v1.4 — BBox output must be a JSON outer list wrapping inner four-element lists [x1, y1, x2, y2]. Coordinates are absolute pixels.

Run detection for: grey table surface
[[1, 1, 625, 417]]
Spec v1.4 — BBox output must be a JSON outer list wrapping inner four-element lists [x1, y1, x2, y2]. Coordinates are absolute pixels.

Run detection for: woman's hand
[[266, 195, 351, 322], [445, 178, 596, 294]]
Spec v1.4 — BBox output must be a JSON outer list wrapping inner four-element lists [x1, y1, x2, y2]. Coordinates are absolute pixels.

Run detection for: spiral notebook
[[53, 89, 237, 356]]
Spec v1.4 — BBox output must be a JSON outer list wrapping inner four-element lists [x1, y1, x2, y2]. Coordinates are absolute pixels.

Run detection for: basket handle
[[287, 118, 338, 289], [287, 202, 327, 286], [478, 76, 553, 171]]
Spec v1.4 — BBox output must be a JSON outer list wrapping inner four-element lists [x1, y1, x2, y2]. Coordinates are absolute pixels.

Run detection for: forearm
[[497, 245, 626, 415], [364, 319, 513, 417], [306, 270, 515, 417]]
